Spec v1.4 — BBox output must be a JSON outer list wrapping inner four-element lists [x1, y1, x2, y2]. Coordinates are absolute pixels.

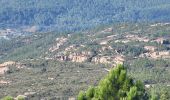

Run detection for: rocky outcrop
[[144, 46, 157, 52], [140, 51, 170, 59], [92, 56, 112, 64], [0, 61, 24, 75], [70, 55, 89, 62], [55, 51, 93, 63], [92, 55, 125, 65], [49, 37, 68, 52], [100, 27, 113, 33], [152, 51, 170, 59], [65, 44, 85, 51], [113, 55, 125, 65], [0, 61, 16, 67], [0, 80, 10, 84], [153, 37, 170, 45], [0, 61, 15, 75], [99, 40, 108, 45], [0, 67, 9, 75]]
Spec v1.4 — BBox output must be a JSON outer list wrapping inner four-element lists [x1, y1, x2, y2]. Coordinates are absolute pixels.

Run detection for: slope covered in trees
[[0, 23, 170, 99], [0, 0, 170, 31]]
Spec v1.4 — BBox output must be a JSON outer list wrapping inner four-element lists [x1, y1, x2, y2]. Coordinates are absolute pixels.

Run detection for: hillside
[[0, 23, 170, 99], [0, 0, 170, 32]]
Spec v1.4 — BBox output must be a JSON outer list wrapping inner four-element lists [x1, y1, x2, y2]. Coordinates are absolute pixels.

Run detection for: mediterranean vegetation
[[0, 0, 170, 99], [0, 23, 170, 99], [78, 64, 170, 100], [0, 0, 170, 32]]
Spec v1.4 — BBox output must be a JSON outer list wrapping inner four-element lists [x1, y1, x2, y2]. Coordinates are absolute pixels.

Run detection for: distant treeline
[[0, 0, 170, 32]]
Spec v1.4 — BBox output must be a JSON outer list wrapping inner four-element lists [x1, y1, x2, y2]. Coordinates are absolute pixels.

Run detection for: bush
[[78, 91, 86, 100], [1, 96, 14, 100]]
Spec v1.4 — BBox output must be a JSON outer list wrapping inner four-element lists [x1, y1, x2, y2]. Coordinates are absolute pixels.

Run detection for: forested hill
[[1, 0, 170, 31]]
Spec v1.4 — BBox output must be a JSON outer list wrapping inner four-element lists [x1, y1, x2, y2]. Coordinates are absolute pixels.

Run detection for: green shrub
[[78, 91, 86, 100], [86, 87, 95, 99], [1, 96, 14, 100]]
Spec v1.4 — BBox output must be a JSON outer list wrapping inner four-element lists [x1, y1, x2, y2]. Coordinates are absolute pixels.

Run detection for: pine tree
[[77, 64, 149, 100], [78, 91, 86, 100]]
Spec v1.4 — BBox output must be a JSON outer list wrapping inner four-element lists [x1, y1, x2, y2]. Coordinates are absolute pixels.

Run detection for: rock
[[0, 61, 16, 67], [24, 92, 36, 96], [68, 97, 76, 100], [49, 37, 68, 52], [92, 55, 125, 65], [145, 84, 151, 88], [100, 41, 108, 45], [48, 77, 54, 80], [144, 46, 157, 52], [113, 55, 125, 65], [0, 61, 25, 75], [0, 80, 10, 84], [71, 55, 89, 62], [68, 52, 91, 62], [92, 56, 112, 64], [0, 67, 9, 75], [0, 61, 15, 75], [55, 51, 93, 63]]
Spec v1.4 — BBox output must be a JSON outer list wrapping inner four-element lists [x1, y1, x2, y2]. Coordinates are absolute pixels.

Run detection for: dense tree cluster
[[0, 0, 170, 31]]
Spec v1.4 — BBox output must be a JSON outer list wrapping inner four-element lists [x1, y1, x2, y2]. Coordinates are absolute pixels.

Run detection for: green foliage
[[16, 95, 25, 100], [160, 90, 169, 100], [127, 86, 138, 100], [114, 44, 145, 57], [1, 96, 13, 100], [78, 91, 86, 100], [86, 87, 95, 99], [0, 32, 57, 62], [150, 93, 159, 100], [78, 64, 148, 100]]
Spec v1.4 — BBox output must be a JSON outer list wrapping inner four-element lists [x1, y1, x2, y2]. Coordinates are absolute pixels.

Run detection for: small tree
[[1, 96, 14, 100], [86, 87, 95, 99], [77, 64, 149, 100], [78, 91, 86, 100]]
